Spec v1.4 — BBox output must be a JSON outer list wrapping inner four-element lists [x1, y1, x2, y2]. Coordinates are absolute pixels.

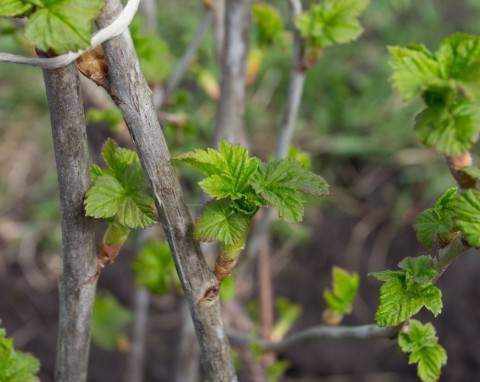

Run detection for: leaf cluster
[[399, 320, 447, 382], [85, 138, 157, 229], [390, 33, 480, 155], [251, 3, 285, 48], [323, 266, 359, 316], [175, 141, 328, 247], [0, 0, 105, 54], [296, 0, 369, 49], [133, 239, 180, 295], [370, 256, 441, 327], [0, 326, 40, 382]]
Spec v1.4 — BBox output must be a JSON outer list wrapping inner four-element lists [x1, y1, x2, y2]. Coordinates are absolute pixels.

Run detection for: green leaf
[[175, 140, 260, 200], [251, 159, 328, 223], [463, 166, 480, 180], [195, 200, 251, 246], [413, 188, 457, 249], [455, 189, 480, 247], [296, 0, 369, 49], [323, 266, 359, 314], [252, 3, 284, 47], [85, 174, 126, 220], [133, 240, 179, 295], [24, 0, 106, 54], [272, 298, 302, 341], [0, 0, 33, 17], [389, 45, 442, 100], [414, 100, 480, 155], [101, 138, 140, 178], [399, 320, 447, 382], [370, 271, 442, 327], [0, 327, 40, 382], [90, 163, 104, 181], [398, 256, 437, 285], [92, 291, 132, 350], [130, 16, 173, 83]]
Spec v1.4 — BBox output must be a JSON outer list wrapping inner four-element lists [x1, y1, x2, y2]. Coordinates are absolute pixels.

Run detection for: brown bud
[[214, 253, 239, 282], [77, 46, 109, 88]]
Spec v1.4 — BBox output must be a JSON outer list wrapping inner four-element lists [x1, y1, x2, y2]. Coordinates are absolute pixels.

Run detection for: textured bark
[[42, 63, 97, 382], [212, 0, 250, 145], [96, 1, 237, 380]]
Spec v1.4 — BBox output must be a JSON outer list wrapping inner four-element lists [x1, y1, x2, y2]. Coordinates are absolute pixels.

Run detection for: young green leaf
[[455, 189, 480, 247], [0, 0, 33, 17], [133, 240, 179, 295], [413, 188, 457, 249], [370, 265, 442, 327], [389, 45, 442, 100], [175, 140, 260, 200], [399, 320, 447, 382], [85, 140, 156, 229], [195, 200, 252, 246], [271, 298, 302, 341], [25, 0, 106, 54], [252, 3, 284, 47], [414, 101, 480, 156], [0, 327, 40, 382], [92, 291, 133, 350], [251, 159, 329, 223], [296, 0, 369, 49], [323, 266, 359, 315], [398, 256, 437, 284]]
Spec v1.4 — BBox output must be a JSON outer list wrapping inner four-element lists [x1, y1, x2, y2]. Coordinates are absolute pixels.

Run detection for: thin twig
[[212, 0, 250, 145], [126, 287, 150, 382], [155, 10, 214, 109], [0, 0, 140, 69], [96, 1, 237, 380], [42, 62, 98, 382], [228, 324, 399, 352], [433, 237, 469, 281]]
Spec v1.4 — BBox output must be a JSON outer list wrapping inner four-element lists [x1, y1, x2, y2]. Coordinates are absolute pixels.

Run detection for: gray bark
[[212, 0, 250, 146], [42, 63, 97, 382], [96, 1, 237, 380]]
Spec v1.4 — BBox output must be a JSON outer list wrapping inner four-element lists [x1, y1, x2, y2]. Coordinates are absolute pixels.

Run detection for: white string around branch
[[0, 0, 141, 70]]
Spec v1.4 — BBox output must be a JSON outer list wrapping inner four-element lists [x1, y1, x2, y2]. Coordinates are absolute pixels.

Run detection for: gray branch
[[96, 1, 237, 380], [433, 237, 469, 281], [212, 0, 250, 145], [42, 63, 97, 382], [228, 324, 399, 353]]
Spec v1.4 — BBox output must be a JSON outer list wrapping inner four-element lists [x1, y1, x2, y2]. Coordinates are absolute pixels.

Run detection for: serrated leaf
[[455, 189, 480, 247], [296, 0, 369, 49], [24, 0, 105, 54], [92, 291, 132, 350], [101, 138, 139, 178], [85, 174, 125, 220], [323, 266, 359, 314], [176, 141, 260, 200], [413, 209, 455, 249], [399, 320, 447, 382], [389, 45, 442, 100], [0, 0, 33, 17], [251, 159, 328, 223], [195, 200, 251, 246], [0, 327, 40, 382], [90, 163, 104, 181], [371, 272, 442, 327], [133, 240, 179, 295], [252, 3, 284, 47], [435, 187, 457, 210], [414, 101, 480, 155], [398, 255, 437, 284]]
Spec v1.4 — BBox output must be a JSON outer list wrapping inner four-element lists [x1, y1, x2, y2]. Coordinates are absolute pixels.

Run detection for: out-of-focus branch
[[155, 10, 214, 109], [212, 0, 250, 145], [42, 63, 97, 382], [126, 287, 150, 382], [228, 324, 399, 352], [139, 0, 157, 33], [212, 0, 226, 63], [96, 1, 237, 380]]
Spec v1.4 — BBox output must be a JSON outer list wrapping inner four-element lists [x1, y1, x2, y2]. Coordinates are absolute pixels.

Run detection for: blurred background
[[1, 0, 480, 381]]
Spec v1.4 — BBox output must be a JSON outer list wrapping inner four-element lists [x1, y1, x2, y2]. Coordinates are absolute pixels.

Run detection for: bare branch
[[126, 287, 150, 382], [212, 0, 250, 145], [96, 1, 237, 380], [0, 0, 140, 69], [228, 324, 399, 353], [433, 237, 469, 280], [42, 63, 97, 382], [155, 9, 214, 109]]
